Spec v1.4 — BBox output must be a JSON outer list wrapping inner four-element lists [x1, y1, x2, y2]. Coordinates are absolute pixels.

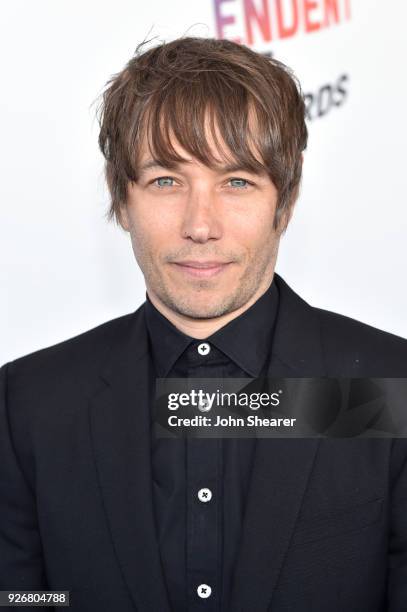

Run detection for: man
[[1, 36, 407, 612]]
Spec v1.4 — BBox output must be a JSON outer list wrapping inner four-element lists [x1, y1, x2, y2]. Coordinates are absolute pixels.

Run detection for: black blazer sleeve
[[388, 437, 407, 610], [0, 363, 49, 596]]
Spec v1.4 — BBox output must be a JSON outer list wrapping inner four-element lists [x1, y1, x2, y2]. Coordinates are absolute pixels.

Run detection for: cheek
[[128, 208, 174, 256], [134, 199, 175, 229], [226, 193, 276, 228], [229, 209, 273, 247]]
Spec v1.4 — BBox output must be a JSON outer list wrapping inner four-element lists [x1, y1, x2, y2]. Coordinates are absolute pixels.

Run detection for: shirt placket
[[186, 341, 223, 611]]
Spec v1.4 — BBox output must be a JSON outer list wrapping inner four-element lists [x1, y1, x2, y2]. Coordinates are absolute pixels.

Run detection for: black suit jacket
[[1, 273, 407, 611]]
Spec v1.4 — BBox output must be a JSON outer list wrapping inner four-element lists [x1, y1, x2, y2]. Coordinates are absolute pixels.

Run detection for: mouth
[[171, 262, 232, 279]]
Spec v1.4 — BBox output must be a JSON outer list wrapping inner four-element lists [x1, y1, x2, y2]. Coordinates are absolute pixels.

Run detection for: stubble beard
[[142, 250, 276, 321]]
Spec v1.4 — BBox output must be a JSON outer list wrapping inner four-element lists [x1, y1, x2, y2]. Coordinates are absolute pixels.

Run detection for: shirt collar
[[145, 278, 279, 378]]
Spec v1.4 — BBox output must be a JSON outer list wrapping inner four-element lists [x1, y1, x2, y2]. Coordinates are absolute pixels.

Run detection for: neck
[[146, 274, 275, 339]]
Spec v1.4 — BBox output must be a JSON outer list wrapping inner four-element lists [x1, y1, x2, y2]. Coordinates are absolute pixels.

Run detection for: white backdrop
[[1, 0, 406, 364]]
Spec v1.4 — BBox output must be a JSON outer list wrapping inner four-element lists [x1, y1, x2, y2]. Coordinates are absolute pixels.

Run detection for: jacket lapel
[[88, 307, 171, 612], [229, 273, 326, 611], [87, 273, 327, 612]]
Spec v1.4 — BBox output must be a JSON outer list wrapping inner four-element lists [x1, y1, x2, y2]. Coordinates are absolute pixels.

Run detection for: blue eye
[[154, 176, 174, 188], [151, 176, 253, 190], [229, 178, 251, 189]]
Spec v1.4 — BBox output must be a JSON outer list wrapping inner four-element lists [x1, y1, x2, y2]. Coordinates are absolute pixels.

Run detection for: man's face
[[119, 126, 288, 320]]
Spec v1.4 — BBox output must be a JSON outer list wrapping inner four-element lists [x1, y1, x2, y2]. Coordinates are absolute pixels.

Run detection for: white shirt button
[[197, 342, 211, 356], [198, 398, 211, 412], [197, 583, 212, 598], [197, 487, 212, 502]]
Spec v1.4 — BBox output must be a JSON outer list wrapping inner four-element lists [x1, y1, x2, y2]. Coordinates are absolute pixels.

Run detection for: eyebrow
[[138, 158, 267, 177]]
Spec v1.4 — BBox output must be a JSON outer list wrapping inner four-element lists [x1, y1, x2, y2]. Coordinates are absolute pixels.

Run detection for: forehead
[[137, 157, 271, 180], [137, 106, 266, 174]]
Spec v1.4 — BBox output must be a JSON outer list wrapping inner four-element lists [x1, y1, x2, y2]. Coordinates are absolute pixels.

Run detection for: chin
[[181, 308, 223, 320], [173, 295, 232, 319]]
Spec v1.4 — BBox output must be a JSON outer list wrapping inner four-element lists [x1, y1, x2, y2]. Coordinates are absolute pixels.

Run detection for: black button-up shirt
[[145, 279, 279, 611]]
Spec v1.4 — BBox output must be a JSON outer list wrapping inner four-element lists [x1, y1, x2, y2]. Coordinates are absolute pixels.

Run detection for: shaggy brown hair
[[96, 36, 308, 230]]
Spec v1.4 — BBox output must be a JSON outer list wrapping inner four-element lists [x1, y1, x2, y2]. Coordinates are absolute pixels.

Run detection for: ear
[[284, 205, 295, 229], [118, 203, 130, 232], [280, 160, 303, 233], [277, 196, 297, 234], [278, 208, 292, 235]]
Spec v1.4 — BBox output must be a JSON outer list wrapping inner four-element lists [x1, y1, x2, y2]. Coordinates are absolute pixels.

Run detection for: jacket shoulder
[[274, 272, 407, 375], [3, 308, 142, 387], [314, 306, 407, 375]]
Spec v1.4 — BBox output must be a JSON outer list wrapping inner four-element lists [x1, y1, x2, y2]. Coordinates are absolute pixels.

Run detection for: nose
[[180, 188, 222, 243]]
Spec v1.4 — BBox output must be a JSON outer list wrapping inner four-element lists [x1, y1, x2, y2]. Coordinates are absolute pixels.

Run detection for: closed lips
[[174, 261, 230, 268]]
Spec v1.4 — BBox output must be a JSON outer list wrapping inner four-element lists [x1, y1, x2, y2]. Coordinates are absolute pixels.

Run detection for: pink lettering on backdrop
[[213, 0, 238, 39], [243, 0, 272, 45], [323, 0, 339, 26], [213, 0, 352, 45], [275, 0, 299, 39], [303, 0, 322, 32]]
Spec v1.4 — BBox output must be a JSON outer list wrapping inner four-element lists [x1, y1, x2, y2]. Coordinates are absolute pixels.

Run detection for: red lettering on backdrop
[[344, 0, 351, 20], [303, 0, 321, 32], [276, 0, 299, 39], [214, 0, 237, 39], [323, 0, 339, 26], [243, 0, 272, 45]]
